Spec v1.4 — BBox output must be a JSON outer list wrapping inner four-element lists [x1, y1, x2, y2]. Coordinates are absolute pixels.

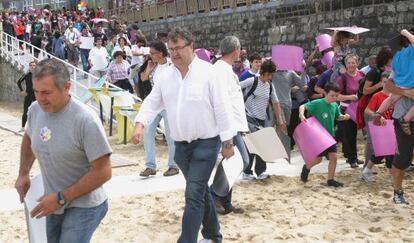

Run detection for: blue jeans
[[46, 200, 108, 243], [211, 132, 249, 209], [144, 110, 177, 169], [80, 48, 90, 73], [174, 136, 222, 243]]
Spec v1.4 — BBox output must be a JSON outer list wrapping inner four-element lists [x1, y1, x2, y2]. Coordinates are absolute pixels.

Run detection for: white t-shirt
[[130, 45, 145, 66], [89, 46, 109, 71]]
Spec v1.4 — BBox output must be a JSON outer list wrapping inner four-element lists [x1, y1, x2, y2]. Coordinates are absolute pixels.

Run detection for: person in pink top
[[335, 54, 365, 168]]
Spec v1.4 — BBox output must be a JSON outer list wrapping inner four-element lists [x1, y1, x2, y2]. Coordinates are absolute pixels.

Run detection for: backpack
[[244, 76, 273, 102]]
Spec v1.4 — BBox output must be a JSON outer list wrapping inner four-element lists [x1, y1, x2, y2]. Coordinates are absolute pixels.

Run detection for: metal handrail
[[0, 31, 142, 107]]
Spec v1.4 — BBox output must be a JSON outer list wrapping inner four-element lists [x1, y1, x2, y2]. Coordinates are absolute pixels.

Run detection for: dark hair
[[260, 60, 276, 75], [118, 36, 127, 45], [376, 46, 393, 69], [248, 52, 262, 63], [113, 50, 125, 59], [381, 71, 392, 80], [400, 28, 414, 48], [94, 37, 102, 43], [167, 27, 194, 44], [335, 31, 352, 44], [136, 35, 147, 46], [54, 31, 61, 39], [149, 40, 168, 57], [324, 82, 341, 93]]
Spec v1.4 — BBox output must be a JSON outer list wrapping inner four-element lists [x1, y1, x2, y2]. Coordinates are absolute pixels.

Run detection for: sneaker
[[257, 172, 270, 180], [163, 167, 179, 176], [361, 171, 374, 182], [327, 179, 344, 187], [356, 159, 364, 165], [242, 173, 256, 181], [300, 165, 310, 183], [350, 162, 359, 168], [139, 168, 156, 177], [199, 239, 214, 243], [406, 165, 414, 172], [393, 190, 409, 204]]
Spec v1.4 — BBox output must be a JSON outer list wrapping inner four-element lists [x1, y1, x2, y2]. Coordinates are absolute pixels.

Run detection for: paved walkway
[[0, 110, 352, 212]]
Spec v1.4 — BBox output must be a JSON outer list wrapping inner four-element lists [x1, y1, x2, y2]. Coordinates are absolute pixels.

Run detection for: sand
[[1, 101, 414, 243]]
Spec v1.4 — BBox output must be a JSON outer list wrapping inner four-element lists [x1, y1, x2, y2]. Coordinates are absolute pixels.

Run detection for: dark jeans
[[337, 119, 358, 161], [211, 132, 249, 209], [80, 48, 90, 73], [289, 107, 300, 148], [22, 94, 36, 128], [113, 79, 133, 94], [174, 136, 222, 243], [244, 116, 267, 176]]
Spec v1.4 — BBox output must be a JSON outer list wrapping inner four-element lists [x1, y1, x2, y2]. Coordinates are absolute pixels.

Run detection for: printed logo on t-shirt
[[40, 126, 52, 142], [322, 113, 329, 119]]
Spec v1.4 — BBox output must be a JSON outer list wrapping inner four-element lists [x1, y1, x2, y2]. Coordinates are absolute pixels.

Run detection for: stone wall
[[137, 0, 413, 63], [0, 57, 24, 102]]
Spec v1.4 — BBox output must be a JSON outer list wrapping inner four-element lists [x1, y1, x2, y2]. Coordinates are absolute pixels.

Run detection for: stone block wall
[[0, 57, 24, 102], [137, 0, 413, 63]]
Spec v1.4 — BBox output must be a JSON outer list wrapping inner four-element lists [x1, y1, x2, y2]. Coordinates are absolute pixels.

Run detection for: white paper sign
[[80, 36, 95, 49], [24, 175, 47, 243], [212, 147, 244, 197], [243, 127, 288, 162]]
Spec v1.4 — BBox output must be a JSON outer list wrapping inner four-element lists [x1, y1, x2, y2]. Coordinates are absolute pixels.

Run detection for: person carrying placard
[[299, 82, 350, 187]]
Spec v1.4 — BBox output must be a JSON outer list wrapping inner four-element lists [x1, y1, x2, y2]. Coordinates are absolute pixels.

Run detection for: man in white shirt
[[211, 36, 249, 215], [88, 37, 109, 78], [64, 24, 80, 67], [133, 28, 234, 243]]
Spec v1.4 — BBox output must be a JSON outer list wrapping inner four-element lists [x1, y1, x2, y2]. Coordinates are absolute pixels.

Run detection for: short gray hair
[[167, 27, 194, 44], [219, 36, 240, 56], [32, 59, 70, 90]]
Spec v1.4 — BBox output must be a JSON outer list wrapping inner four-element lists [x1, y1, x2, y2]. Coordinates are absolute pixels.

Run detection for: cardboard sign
[[272, 45, 304, 72], [24, 175, 47, 243]]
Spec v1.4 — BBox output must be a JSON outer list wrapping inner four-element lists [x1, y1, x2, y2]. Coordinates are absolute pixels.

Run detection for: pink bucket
[[293, 117, 337, 164]]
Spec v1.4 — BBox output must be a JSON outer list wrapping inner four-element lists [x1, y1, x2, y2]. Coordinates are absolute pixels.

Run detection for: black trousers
[[244, 116, 267, 176], [337, 119, 358, 161], [113, 79, 133, 94], [22, 95, 36, 128], [289, 108, 300, 148]]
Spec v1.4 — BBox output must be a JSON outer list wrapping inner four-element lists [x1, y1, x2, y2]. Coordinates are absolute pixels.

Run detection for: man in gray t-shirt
[[15, 59, 112, 242], [271, 70, 305, 125]]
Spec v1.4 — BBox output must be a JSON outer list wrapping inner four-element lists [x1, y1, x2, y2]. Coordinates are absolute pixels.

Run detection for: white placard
[[79, 36, 95, 49], [24, 175, 47, 243], [243, 127, 288, 162], [212, 147, 244, 197]]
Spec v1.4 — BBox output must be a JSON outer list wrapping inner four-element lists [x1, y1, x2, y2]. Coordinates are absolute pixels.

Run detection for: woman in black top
[[17, 61, 36, 129]]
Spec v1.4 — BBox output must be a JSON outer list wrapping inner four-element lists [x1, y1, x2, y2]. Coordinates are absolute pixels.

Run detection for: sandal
[[399, 117, 412, 135]]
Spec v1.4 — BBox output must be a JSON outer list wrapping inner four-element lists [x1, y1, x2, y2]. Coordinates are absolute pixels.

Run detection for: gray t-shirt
[[393, 96, 414, 121], [271, 70, 304, 107], [27, 98, 112, 214]]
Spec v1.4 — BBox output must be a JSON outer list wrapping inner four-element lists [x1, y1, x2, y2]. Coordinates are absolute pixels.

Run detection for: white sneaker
[[199, 239, 214, 243], [361, 171, 374, 182], [242, 173, 256, 181], [257, 172, 270, 180]]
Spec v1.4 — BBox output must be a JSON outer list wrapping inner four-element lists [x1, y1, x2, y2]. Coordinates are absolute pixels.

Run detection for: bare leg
[[327, 152, 337, 180], [392, 166, 404, 192]]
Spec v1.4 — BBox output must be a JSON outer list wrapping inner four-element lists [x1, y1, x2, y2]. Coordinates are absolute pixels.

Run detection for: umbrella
[[91, 18, 109, 24]]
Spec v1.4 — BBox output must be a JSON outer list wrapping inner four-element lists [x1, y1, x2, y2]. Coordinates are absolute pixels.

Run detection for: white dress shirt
[[214, 60, 248, 132], [89, 46, 109, 71], [135, 56, 235, 143]]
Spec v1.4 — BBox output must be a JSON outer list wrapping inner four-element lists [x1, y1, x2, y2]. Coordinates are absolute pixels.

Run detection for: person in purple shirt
[[232, 59, 248, 78]]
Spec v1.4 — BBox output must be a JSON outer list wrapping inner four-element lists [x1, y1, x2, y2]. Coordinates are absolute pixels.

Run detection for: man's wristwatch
[[57, 191, 67, 207], [222, 143, 234, 149]]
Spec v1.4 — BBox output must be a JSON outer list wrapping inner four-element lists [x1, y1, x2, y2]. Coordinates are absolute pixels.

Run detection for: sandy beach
[[1, 101, 414, 243]]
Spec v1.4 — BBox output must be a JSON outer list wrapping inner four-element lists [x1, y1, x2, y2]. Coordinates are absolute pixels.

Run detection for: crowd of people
[[3, 6, 414, 243]]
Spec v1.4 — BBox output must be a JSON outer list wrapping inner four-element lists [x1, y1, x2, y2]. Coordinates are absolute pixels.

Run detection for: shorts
[[392, 119, 414, 170], [318, 144, 337, 157], [371, 155, 393, 169]]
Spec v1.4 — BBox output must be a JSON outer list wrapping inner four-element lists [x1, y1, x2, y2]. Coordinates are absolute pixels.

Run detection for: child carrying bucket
[[298, 82, 350, 187], [362, 72, 395, 182]]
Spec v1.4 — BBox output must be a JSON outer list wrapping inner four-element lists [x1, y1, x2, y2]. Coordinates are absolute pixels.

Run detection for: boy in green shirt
[[299, 82, 350, 187]]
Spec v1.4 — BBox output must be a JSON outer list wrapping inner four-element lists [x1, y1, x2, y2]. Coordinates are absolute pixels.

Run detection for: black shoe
[[327, 179, 344, 187], [300, 165, 310, 183], [393, 190, 409, 204], [356, 159, 364, 165]]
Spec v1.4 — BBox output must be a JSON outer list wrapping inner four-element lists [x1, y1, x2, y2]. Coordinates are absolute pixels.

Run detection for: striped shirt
[[240, 77, 278, 120], [106, 60, 130, 83]]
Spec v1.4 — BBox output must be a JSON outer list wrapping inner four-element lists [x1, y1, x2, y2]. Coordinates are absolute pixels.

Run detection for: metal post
[[109, 97, 114, 136], [123, 115, 127, 144]]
